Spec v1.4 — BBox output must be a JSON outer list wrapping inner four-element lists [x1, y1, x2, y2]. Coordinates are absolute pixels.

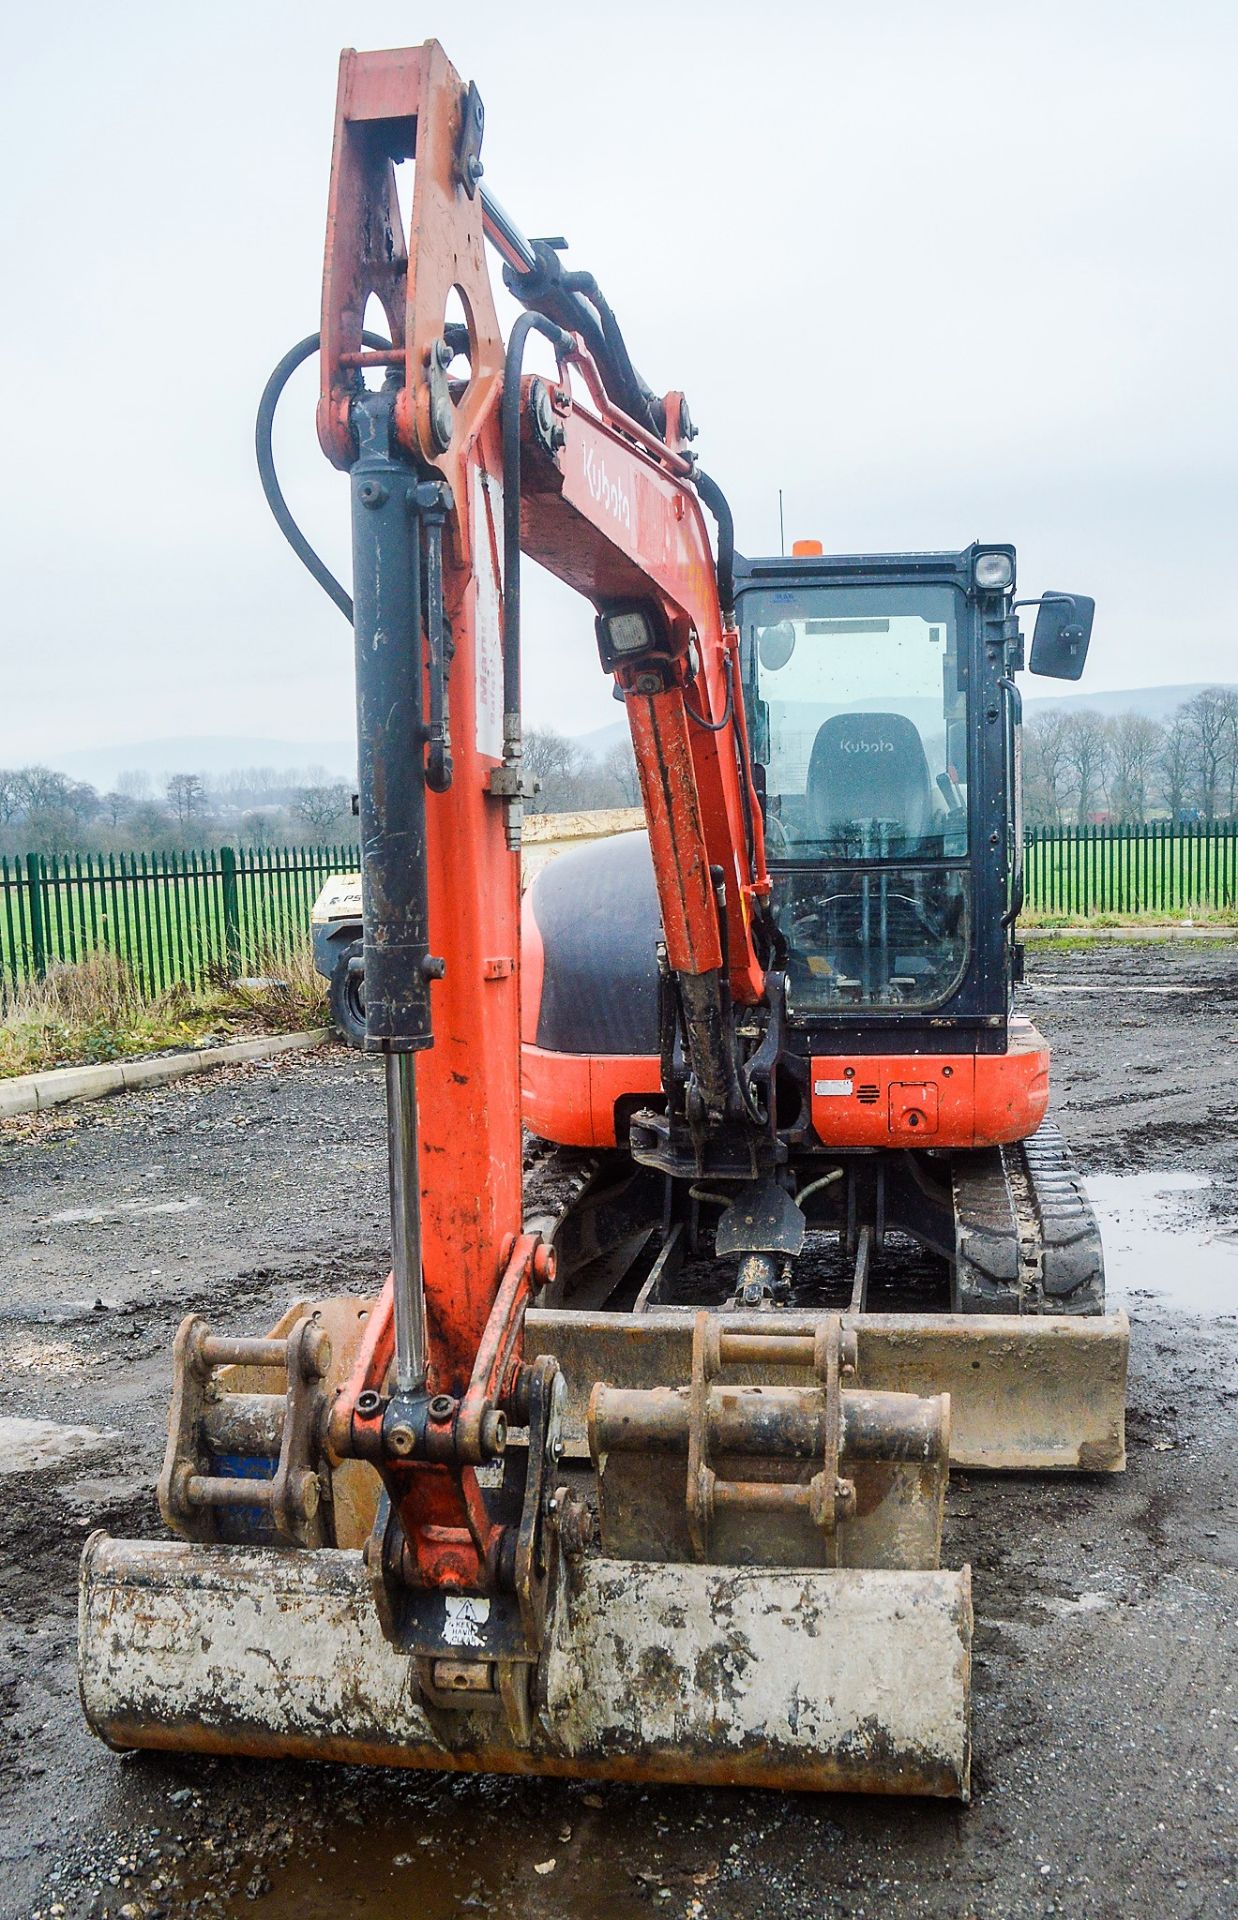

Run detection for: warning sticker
[[443, 1594, 491, 1648]]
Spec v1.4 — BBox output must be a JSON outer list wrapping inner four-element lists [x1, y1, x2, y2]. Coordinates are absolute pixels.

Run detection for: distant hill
[[50, 735, 357, 791], [574, 685, 1235, 761], [1022, 683, 1234, 723]]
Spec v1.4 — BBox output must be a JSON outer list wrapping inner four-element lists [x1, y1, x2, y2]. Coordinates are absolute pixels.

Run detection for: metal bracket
[[454, 80, 485, 197], [684, 1311, 857, 1564], [157, 1313, 332, 1548]]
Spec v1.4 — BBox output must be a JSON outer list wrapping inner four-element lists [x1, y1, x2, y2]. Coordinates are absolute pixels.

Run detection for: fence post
[[220, 845, 241, 977], [26, 852, 47, 980]]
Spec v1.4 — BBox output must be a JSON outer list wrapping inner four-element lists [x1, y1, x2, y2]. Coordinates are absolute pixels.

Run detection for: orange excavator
[[78, 41, 1128, 1798]]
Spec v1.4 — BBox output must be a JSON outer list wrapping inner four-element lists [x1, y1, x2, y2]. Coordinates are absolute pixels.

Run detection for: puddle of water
[[180, 1779, 683, 1920], [0, 1415, 114, 1472], [1086, 1171, 1238, 1316]]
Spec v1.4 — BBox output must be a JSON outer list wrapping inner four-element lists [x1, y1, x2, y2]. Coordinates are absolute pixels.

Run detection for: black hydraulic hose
[[502, 240, 666, 440], [683, 652, 736, 734], [500, 312, 572, 736], [255, 329, 392, 624], [693, 469, 735, 620]]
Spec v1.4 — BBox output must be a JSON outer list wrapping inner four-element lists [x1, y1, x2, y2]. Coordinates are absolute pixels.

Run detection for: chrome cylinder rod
[[386, 1052, 427, 1393], [479, 184, 538, 276]]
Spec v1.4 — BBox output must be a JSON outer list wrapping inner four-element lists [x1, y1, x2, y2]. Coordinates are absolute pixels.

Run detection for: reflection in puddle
[[1087, 1171, 1237, 1316]]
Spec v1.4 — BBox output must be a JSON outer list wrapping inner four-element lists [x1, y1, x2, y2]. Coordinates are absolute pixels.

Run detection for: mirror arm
[[999, 675, 1024, 930]]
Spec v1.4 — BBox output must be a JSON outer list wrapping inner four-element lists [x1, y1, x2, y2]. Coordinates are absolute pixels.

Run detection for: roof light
[[792, 538, 824, 557], [974, 550, 1014, 592]]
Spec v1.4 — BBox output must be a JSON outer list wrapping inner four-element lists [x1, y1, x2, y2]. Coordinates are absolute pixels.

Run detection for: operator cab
[[738, 543, 1091, 1047]]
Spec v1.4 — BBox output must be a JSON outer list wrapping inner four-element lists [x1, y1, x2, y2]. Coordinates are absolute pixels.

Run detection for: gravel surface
[[0, 942, 1234, 1920]]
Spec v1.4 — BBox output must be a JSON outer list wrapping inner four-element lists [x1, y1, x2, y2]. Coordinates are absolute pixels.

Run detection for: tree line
[[7, 685, 1227, 855], [0, 734, 639, 854], [0, 764, 359, 857], [1024, 686, 1238, 826]]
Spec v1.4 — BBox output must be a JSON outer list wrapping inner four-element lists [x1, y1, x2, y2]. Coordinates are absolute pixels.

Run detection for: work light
[[596, 605, 665, 668], [974, 550, 1014, 592]]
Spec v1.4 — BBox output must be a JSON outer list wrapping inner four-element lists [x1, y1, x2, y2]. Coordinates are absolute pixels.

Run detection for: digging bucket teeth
[[79, 1536, 972, 1797]]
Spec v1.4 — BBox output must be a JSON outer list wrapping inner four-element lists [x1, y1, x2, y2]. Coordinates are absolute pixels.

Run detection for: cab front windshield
[[743, 583, 970, 1013]]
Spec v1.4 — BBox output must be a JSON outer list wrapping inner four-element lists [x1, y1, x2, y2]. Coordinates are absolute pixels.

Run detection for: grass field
[[0, 845, 354, 998], [1023, 823, 1238, 917], [3, 827, 1236, 1010]]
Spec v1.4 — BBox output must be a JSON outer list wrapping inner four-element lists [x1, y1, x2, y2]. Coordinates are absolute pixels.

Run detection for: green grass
[[0, 849, 354, 1000], [1023, 830, 1238, 919]]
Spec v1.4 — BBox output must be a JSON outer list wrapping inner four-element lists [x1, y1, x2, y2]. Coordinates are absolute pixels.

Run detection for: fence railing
[[2, 823, 1235, 1003], [1023, 821, 1238, 918], [0, 845, 358, 1000]]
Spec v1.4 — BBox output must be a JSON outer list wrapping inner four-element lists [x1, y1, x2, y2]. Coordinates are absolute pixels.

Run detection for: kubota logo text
[[583, 444, 632, 531], [842, 738, 895, 755]]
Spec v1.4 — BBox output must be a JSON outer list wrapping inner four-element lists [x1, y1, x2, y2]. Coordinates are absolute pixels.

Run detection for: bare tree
[[1107, 714, 1164, 823], [1060, 711, 1111, 824], [166, 772, 208, 826], [1025, 711, 1072, 824], [14, 765, 73, 815], [293, 782, 350, 833], [127, 799, 174, 842], [1217, 689, 1238, 818], [242, 809, 279, 848], [100, 791, 132, 830], [523, 728, 583, 815], [116, 769, 152, 801], [1158, 714, 1193, 821], [601, 736, 641, 807], [1181, 687, 1234, 819], [0, 770, 21, 825]]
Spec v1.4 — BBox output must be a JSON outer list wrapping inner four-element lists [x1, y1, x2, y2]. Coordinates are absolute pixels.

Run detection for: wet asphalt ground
[[0, 939, 1234, 1919]]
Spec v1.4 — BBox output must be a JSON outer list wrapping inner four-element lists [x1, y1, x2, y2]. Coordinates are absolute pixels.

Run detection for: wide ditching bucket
[[79, 1300, 1127, 1800]]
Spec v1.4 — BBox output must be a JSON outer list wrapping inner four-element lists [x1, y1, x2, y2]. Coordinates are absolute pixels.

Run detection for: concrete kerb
[[0, 1029, 332, 1120]]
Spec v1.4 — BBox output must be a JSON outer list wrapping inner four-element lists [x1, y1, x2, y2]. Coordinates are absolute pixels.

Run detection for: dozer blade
[[79, 1533, 972, 1797], [529, 1308, 1130, 1474]]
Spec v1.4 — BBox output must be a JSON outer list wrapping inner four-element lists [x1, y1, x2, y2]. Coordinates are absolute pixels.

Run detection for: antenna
[[778, 489, 785, 557]]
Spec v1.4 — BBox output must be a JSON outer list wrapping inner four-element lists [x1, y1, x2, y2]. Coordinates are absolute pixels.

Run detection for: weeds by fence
[[0, 845, 355, 1000], [2, 823, 1235, 1004]]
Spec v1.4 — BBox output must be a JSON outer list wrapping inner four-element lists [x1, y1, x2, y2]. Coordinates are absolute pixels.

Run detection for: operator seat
[[805, 711, 935, 848]]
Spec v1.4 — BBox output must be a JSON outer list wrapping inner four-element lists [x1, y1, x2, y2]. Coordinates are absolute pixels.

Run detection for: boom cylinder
[[350, 386, 434, 1052]]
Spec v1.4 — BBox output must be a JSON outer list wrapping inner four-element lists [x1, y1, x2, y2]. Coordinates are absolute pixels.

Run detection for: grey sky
[[2, 0, 1235, 769]]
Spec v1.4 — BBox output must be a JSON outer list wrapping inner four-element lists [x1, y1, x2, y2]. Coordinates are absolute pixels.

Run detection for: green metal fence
[[1023, 822, 1238, 918], [2, 824, 1235, 1003], [0, 845, 359, 1000]]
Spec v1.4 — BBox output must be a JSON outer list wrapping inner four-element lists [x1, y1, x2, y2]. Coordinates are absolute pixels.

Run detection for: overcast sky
[[2, 0, 1235, 768]]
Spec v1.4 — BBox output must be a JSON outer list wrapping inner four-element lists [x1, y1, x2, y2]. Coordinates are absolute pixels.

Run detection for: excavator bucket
[[80, 1541, 972, 1796], [78, 1298, 980, 1795], [77, 1294, 1125, 1799]]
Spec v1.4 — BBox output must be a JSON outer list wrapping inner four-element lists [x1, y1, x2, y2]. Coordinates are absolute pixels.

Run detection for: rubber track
[[954, 1120, 1104, 1315]]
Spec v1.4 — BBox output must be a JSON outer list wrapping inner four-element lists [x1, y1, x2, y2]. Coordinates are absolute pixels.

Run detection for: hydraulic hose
[[500, 312, 572, 748], [693, 468, 735, 620], [254, 329, 393, 624]]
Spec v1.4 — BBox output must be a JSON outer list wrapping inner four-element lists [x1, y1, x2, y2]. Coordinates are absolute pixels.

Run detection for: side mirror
[[758, 621, 797, 672], [1029, 593, 1094, 681]]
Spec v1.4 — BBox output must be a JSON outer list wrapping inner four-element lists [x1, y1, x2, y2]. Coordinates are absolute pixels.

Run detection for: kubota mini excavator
[[79, 41, 1128, 1799]]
